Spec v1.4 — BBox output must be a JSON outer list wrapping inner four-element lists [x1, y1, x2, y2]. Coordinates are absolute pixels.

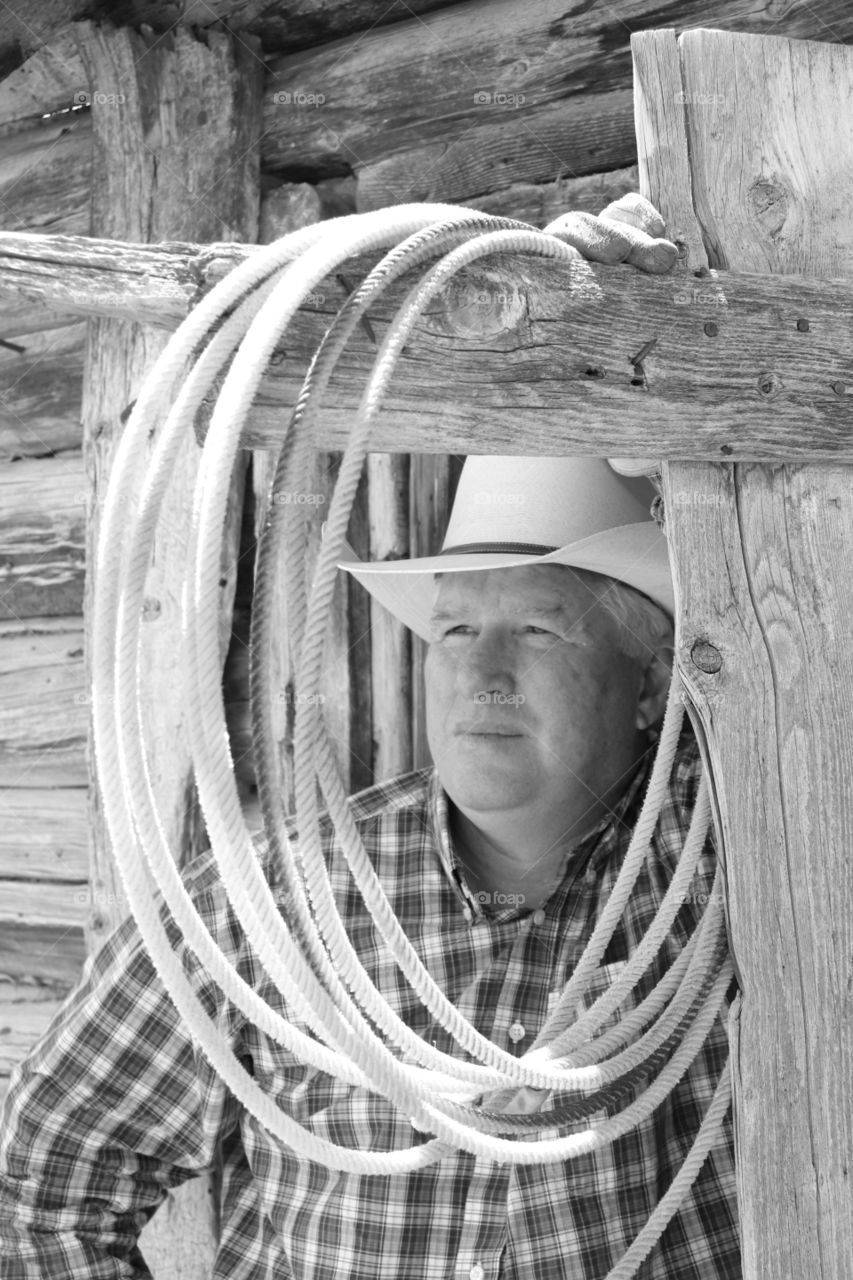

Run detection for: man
[[0, 450, 739, 1279]]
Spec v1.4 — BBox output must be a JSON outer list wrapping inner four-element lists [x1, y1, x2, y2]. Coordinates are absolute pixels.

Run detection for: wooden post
[[634, 28, 853, 1278], [75, 21, 262, 1276], [367, 452, 412, 780]]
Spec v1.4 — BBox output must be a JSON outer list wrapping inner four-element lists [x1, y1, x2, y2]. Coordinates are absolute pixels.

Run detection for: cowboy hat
[[338, 455, 673, 642]]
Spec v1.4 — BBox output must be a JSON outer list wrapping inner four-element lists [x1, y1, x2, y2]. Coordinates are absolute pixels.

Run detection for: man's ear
[[635, 645, 674, 731]]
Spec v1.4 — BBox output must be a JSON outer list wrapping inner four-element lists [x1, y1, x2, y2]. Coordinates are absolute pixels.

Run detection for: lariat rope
[[91, 204, 733, 1277]]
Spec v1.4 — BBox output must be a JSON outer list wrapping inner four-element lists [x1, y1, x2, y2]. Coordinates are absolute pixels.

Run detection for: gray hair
[[583, 573, 674, 666]]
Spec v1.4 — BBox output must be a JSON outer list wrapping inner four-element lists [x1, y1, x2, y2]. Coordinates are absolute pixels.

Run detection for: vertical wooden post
[[75, 22, 262, 1276], [367, 451, 412, 780], [410, 454, 461, 769], [634, 28, 853, 1277]]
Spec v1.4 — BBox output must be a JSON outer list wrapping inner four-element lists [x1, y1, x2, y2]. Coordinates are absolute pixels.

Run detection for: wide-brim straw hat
[[338, 455, 673, 642]]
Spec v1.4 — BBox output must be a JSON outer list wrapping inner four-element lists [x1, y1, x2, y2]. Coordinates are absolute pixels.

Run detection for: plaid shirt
[[0, 723, 740, 1279]]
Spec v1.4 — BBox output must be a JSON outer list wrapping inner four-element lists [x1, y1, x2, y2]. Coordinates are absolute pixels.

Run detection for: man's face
[[424, 564, 649, 829]]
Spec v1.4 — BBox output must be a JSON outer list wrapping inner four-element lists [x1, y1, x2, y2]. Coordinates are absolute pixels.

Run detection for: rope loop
[[90, 204, 733, 1266]]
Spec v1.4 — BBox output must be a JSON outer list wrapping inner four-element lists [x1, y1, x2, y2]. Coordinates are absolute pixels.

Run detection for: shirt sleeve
[[0, 852, 247, 1279]]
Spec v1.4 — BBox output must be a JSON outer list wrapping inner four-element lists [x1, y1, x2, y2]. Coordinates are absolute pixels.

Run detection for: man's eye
[[430, 623, 472, 640], [523, 625, 553, 636]]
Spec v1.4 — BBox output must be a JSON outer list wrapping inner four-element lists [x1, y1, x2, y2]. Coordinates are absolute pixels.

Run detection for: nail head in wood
[[796, 317, 810, 331], [832, 381, 846, 395], [703, 320, 719, 336]]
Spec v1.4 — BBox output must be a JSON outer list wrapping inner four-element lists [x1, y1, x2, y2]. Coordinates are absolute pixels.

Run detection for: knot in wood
[[757, 370, 782, 396], [747, 178, 789, 238], [690, 640, 722, 674], [440, 268, 526, 339]]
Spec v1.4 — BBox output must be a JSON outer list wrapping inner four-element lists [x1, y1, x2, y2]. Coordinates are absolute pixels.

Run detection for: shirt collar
[[427, 734, 659, 912]]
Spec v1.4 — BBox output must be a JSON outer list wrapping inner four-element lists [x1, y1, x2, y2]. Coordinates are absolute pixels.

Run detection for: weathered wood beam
[[468, 165, 639, 226], [0, 921, 85, 986], [2, 229, 852, 458], [0, 114, 91, 232], [0, 27, 86, 127], [0, 231, 245, 327], [74, 22, 263, 1274], [636, 27, 853, 1279], [0, 326, 86, 460], [0, 618, 86, 788], [0, 978, 70, 1103], [263, 0, 853, 203], [0, 2, 458, 103], [0, 453, 85, 618], [0, 786, 87, 880]]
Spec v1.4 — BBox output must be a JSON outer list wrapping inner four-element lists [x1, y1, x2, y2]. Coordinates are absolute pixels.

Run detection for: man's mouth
[[454, 722, 524, 737]]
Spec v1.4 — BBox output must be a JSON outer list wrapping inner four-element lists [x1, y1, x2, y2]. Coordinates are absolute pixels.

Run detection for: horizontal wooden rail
[[1, 229, 852, 458]]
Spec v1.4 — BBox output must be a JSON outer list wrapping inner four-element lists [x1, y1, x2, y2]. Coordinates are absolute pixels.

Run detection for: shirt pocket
[[247, 1023, 434, 1154], [539, 960, 644, 1130]]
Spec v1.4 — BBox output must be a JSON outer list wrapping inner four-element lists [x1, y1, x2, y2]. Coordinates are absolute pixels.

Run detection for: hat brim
[[340, 523, 673, 642]]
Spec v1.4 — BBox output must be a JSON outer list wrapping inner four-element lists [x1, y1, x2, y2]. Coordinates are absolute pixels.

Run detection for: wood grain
[[0, 114, 91, 233], [0, 920, 85, 985], [74, 22, 263, 1274], [0, 786, 88, 879], [635, 26, 853, 1279], [0, 977, 70, 1103], [264, 0, 853, 200], [0, 451, 86, 617], [367, 451, 411, 780], [0, 617, 86, 788], [5, 232, 853, 457]]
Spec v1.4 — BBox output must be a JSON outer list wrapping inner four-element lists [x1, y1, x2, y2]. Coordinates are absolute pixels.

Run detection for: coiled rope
[[91, 203, 733, 1278]]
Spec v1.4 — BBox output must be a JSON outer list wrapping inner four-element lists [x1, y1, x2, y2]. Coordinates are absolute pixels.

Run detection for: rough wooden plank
[[0, 882, 88, 990], [635, 26, 853, 1280], [74, 22, 263, 1275], [0, 976, 70, 1102], [466, 165, 639, 226], [264, 0, 853, 201], [242, 256, 853, 458], [5, 231, 853, 457], [0, 617, 86, 789], [200, 0, 461, 55], [0, 451, 86, 617], [0, 920, 86, 985], [0, 231, 245, 328], [0, 114, 91, 233], [0, 1, 458, 94], [0, 322, 85, 460], [0, 26, 87, 126], [366, 452, 411, 781], [0, 877, 87, 927], [0, 786, 88, 880], [355, 93, 636, 211], [408, 454, 461, 770]]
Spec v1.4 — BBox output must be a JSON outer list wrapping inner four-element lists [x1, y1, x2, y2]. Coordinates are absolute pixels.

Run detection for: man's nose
[[458, 631, 516, 696]]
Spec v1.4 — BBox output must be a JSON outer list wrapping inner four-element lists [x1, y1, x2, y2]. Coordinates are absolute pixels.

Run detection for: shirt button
[[532, 908, 546, 926], [470, 1267, 485, 1280], [462, 905, 474, 924], [508, 1021, 526, 1043]]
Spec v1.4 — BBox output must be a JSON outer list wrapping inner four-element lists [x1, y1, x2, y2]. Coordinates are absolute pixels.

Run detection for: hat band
[[440, 541, 559, 557]]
